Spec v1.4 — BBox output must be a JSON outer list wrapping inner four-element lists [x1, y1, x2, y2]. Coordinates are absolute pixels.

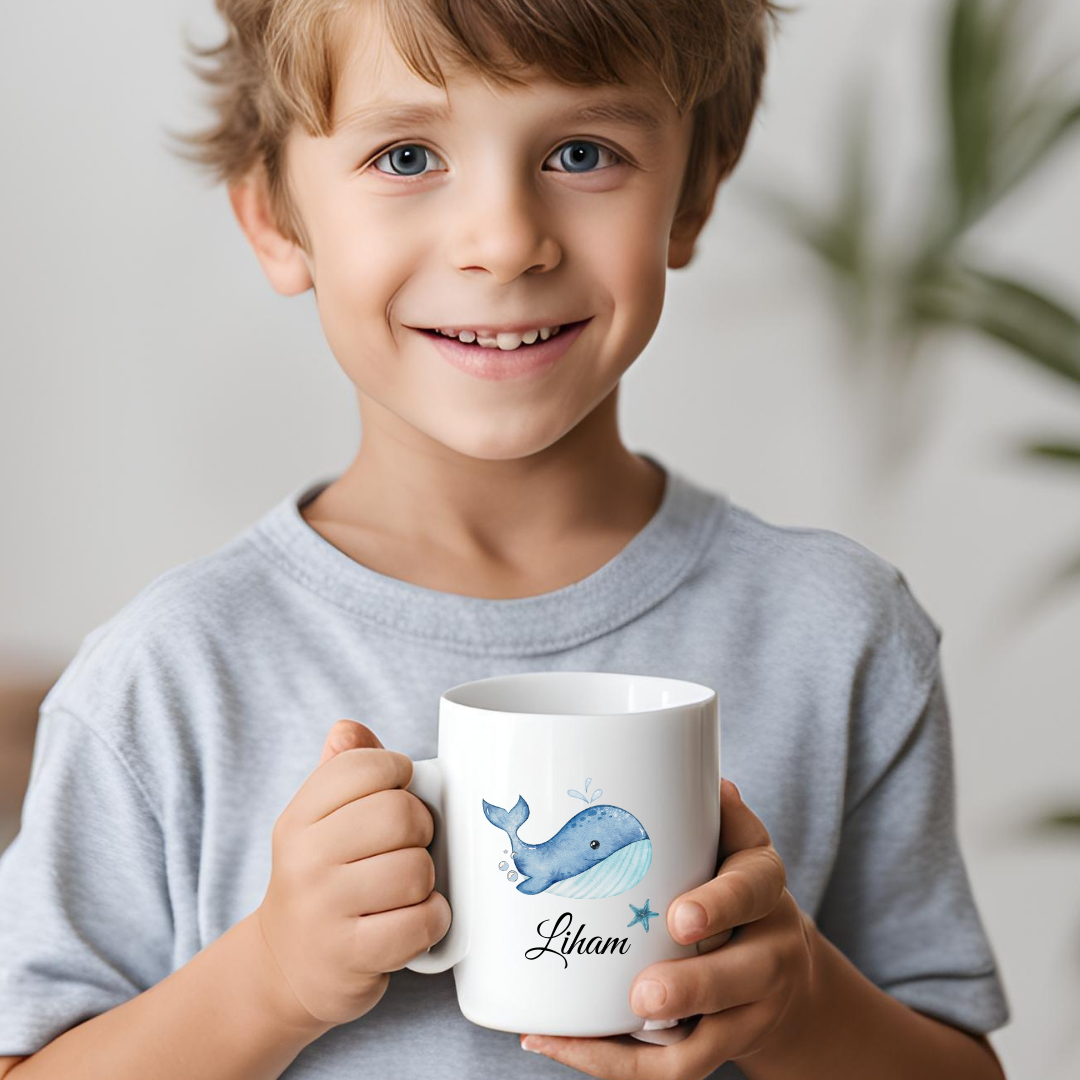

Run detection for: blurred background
[[1, 0, 1078, 1075]]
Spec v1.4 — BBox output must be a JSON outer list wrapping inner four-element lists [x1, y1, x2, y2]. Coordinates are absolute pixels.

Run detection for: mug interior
[[441, 670, 714, 716]]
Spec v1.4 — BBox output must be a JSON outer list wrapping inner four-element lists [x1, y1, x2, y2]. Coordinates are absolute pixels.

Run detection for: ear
[[227, 169, 314, 297], [667, 154, 726, 270], [667, 210, 708, 270]]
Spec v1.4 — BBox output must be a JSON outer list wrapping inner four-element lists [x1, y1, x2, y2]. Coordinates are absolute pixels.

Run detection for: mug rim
[[441, 669, 716, 716]]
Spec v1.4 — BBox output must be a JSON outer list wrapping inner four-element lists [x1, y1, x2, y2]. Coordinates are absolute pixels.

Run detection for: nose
[[450, 169, 562, 283]]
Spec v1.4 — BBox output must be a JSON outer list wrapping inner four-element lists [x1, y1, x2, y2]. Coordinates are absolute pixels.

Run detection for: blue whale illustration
[[482, 795, 651, 898]]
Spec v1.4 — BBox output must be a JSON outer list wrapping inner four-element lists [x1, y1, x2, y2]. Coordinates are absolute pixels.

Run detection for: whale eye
[[590, 839, 600, 849]]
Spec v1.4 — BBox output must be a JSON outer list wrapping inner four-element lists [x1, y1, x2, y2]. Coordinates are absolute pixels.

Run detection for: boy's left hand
[[519, 779, 818, 1080]]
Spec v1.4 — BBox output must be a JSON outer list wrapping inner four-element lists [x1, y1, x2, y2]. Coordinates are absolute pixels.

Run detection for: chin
[[425, 414, 575, 463]]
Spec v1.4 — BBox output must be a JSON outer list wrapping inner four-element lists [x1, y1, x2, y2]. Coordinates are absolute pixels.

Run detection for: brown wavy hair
[[165, 0, 791, 255]]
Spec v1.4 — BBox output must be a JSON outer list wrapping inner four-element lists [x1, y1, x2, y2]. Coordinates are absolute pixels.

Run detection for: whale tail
[[482, 794, 530, 847]]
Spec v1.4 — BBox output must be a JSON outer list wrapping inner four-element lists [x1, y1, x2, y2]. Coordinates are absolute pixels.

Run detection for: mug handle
[[404, 757, 469, 973]]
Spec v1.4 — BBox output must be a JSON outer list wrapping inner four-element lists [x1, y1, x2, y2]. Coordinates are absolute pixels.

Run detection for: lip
[[414, 318, 592, 381], [418, 318, 576, 335]]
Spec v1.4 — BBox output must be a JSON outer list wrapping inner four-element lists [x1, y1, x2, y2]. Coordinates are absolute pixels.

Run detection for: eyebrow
[[335, 97, 668, 145]]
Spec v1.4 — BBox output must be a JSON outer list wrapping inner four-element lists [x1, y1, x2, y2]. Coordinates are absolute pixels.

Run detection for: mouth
[[412, 318, 591, 352], [412, 317, 593, 381]]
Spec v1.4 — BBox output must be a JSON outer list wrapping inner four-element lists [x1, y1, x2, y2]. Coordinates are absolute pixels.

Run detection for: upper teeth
[[433, 325, 563, 350]]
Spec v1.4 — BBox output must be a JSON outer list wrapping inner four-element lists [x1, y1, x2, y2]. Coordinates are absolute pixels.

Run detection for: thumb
[[319, 719, 384, 766], [718, 777, 772, 856]]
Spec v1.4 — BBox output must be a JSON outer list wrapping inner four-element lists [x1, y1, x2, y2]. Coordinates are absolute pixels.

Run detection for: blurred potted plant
[[755, 0, 1080, 832]]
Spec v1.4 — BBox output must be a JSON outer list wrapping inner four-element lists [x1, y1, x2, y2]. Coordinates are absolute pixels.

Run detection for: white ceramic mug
[[404, 670, 720, 1038]]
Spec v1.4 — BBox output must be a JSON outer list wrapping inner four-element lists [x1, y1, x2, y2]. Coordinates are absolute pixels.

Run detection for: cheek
[[606, 253, 667, 366], [573, 200, 669, 339], [308, 215, 414, 375]]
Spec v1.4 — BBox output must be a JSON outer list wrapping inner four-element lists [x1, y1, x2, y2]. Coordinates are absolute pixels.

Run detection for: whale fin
[[515, 872, 555, 895], [482, 794, 530, 841]]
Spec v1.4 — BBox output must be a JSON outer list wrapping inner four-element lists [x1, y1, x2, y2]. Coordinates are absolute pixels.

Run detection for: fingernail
[[632, 979, 667, 1014], [674, 901, 707, 938], [521, 1036, 542, 1052]]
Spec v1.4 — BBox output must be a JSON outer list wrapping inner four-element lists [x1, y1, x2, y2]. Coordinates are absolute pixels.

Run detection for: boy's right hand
[[255, 720, 451, 1029]]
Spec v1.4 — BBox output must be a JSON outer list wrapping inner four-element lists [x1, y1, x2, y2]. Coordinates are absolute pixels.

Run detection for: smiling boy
[[233, 5, 699, 584], [0, 1, 1009, 1079]]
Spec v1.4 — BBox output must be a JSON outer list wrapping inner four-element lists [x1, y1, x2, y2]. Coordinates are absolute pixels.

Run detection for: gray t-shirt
[[0, 454, 1010, 1077]]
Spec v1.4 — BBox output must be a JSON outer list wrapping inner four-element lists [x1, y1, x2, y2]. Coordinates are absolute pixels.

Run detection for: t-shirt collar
[[248, 452, 728, 656]]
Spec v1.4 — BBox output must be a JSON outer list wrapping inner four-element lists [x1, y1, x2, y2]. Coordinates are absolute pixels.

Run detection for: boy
[[0, 0, 1010, 1077]]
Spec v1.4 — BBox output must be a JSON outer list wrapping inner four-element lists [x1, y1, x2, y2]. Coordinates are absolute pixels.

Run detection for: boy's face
[[233, 10, 706, 463]]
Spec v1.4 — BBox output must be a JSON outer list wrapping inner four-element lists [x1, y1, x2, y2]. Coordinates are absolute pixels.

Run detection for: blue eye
[[551, 141, 622, 174], [369, 139, 623, 179], [372, 144, 442, 178]]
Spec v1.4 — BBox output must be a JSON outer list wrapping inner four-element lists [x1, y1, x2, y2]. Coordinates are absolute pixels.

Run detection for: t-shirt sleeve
[[813, 571, 1010, 1037], [0, 704, 174, 1056]]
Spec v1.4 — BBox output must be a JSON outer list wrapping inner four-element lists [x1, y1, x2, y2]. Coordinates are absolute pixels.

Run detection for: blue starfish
[[627, 898, 659, 932]]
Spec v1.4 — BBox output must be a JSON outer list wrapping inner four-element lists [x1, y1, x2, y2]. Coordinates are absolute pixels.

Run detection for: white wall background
[[3, 1, 1079, 1075]]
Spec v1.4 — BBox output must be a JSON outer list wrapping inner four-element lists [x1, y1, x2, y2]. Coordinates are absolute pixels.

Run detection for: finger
[[353, 890, 452, 973], [629, 915, 781, 1020], [719, 778, 772, 856], [288, 745, 415, 827], [522, 1029, 696, 1080], [320, 719, 383, 766], [669, 844, 786, 944], [522, 1031, 651, 1080], [328, 846, 436, 916], [522, 1000, 770, 1080], [313, 787, 434, 862]]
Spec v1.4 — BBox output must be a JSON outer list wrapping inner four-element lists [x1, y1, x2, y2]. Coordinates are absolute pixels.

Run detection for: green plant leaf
[[747, 81, 878, 347], [748, 181, 875, 356], [910, 264, 1080, 388], [945, 0, 1011, 227], [833, 88, 874, 283], [994, 97, 1080, 206], [754, 86, 874, 282], [1048, 549, 1080, 587], [1022, 440, 1080, 464], [752, 186, 852, 276], [946, 0, 983, 218], [1036, 809, 1080, 829]]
